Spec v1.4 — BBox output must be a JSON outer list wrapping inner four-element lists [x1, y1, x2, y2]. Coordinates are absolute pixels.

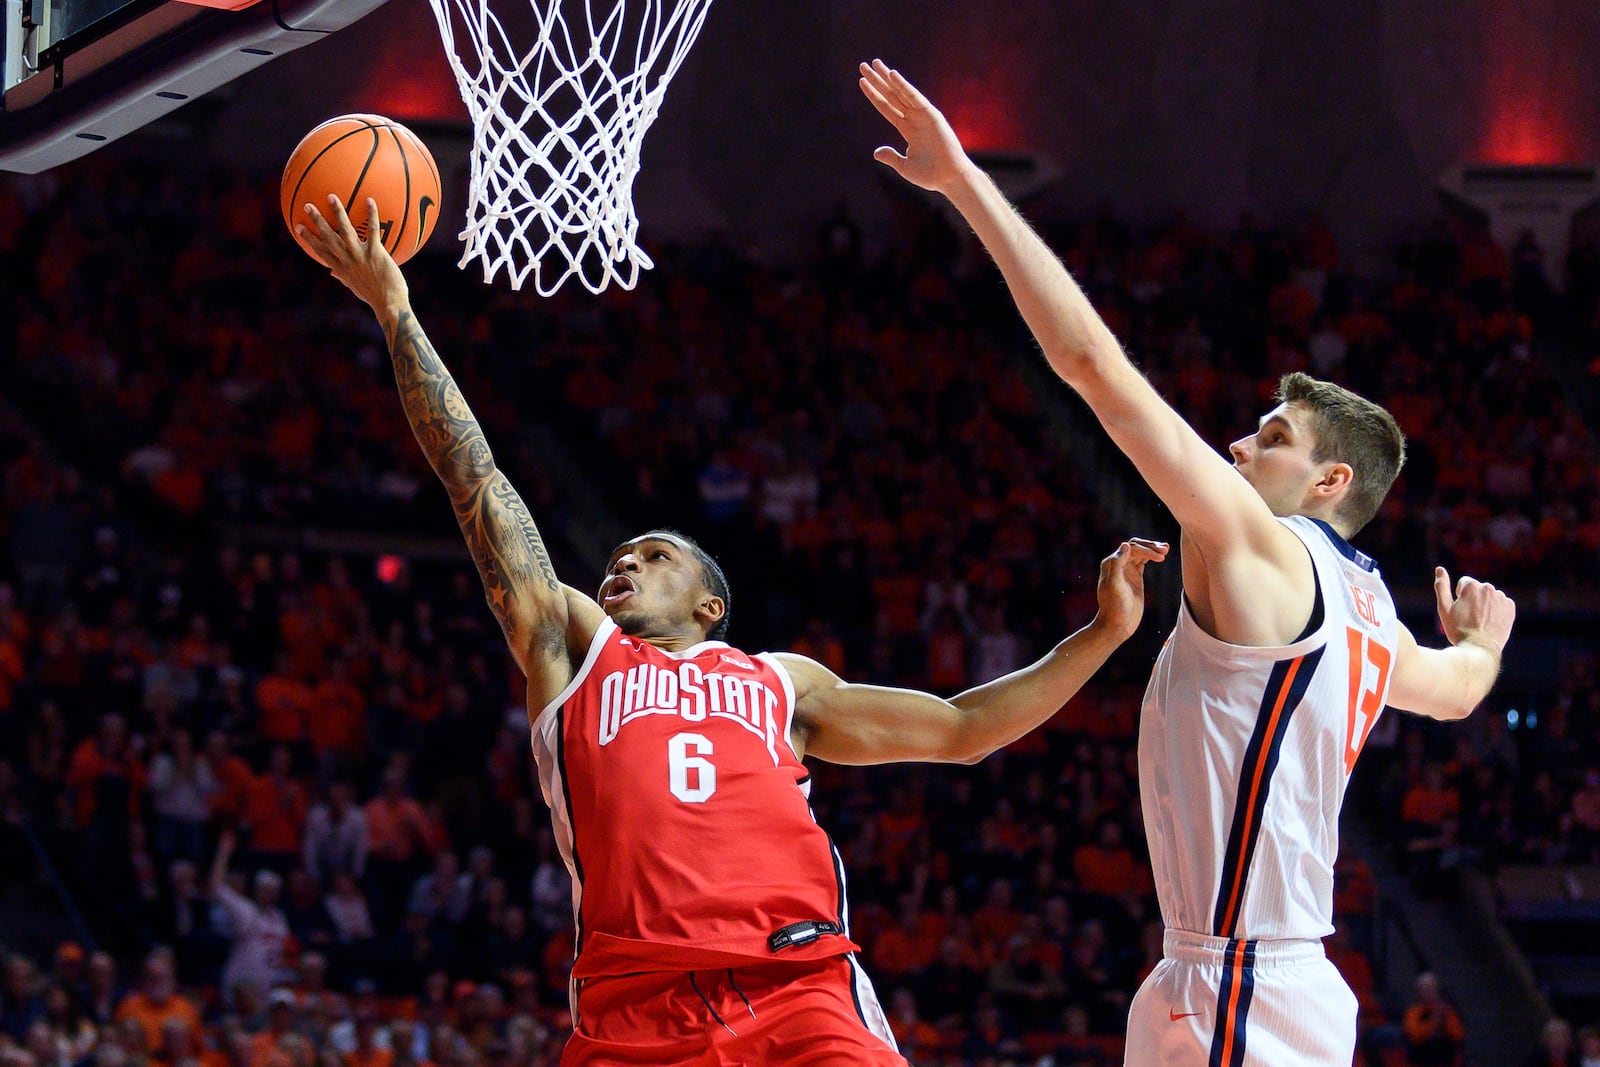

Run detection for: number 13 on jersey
[[1343, 627, 1392, 776]]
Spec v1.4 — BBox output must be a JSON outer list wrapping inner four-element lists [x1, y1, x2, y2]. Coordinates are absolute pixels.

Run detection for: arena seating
[[2, 148, 1598, 1066]]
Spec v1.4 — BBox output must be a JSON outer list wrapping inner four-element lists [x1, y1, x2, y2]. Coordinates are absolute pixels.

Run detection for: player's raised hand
[[298, 195, 409, 314], [1095, 538, 1170, 640], [859, 59, 973, 194], [1433, 567, 1515, 655]]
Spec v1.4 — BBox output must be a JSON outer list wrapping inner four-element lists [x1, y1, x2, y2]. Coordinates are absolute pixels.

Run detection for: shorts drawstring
[[726, 969, 757, 1020], [688, 971, 738, 1036]]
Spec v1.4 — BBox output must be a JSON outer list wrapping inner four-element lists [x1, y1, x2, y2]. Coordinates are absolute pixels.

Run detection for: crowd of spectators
[[2, 145, 1600, 1067]]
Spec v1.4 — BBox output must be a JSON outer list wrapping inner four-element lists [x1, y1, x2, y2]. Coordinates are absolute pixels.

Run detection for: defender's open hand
[[859, 59, 973, 195]]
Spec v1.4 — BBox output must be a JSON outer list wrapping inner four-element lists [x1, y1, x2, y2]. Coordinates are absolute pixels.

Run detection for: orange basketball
[[281, 114, 442, 266]]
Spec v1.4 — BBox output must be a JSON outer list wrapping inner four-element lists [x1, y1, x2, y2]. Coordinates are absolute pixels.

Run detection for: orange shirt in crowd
[[248, 1029, 294, 1067], [789, 633, 845, 675], [114, 991, 202, 1051], [277, 605, 328, 679], [245, 775, 308, 855], [0, 621, 26, 713], [152, 463, 206, 516], [971, 904, 1021, 953], [1325, 940, 1380, 1020], [343, 1049, 393, 1067], [1401, 1000, 1464, 1056], [256, 672, 315, 744], [870, 573, 922, 636], [1072, 843, 1155, 898], [309, 677, 367, 755], [871, 925, 938, 977], [925, 630, 968, 691], [889, 1015, 945, 1060], [365, 795, 431, 863], [65, 741, 145, 826], [209, 753, 256, 824], [1401, 784, 1460, 828]]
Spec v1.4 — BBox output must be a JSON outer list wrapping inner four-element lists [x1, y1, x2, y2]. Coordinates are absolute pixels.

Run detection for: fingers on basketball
[[281, 114, 442, 267]]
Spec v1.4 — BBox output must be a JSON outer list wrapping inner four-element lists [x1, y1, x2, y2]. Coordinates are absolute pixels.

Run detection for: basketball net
[[424, 0, 713, 294]]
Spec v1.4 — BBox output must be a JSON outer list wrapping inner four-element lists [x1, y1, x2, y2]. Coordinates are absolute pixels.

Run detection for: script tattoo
[[386, 311, 562, 648]]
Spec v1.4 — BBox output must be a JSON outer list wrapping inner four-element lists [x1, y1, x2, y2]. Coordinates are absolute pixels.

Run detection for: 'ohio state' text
[[597, 662, 785, 763]]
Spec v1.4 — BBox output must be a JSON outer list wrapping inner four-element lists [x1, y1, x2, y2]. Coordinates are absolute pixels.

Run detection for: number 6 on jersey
[[668, 732, 717, 803]]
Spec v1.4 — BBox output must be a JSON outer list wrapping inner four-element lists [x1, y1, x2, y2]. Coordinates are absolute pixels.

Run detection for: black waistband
[[767, 920, 841, 952]]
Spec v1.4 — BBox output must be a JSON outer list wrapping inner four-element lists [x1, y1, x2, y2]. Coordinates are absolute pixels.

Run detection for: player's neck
[[639, 625, 715, 653], [1290, 505, 1355, 541]]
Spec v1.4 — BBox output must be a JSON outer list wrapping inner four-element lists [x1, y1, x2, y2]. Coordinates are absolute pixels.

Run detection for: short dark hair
[[632, 529, 732, 641], [1276, 372, 1406, 533]]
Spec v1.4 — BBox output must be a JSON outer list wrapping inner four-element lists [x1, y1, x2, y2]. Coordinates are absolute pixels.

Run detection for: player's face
[[597, 535, 714, 638], [1228, 402, 1326, 516]]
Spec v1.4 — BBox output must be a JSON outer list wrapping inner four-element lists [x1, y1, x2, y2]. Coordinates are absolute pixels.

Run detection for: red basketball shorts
[[562, 954, 906, 1066]]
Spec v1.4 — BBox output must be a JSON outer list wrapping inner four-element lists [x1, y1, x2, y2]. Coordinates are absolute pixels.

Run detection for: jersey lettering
[[1343, 626, 1392, 775], [595, 662, 784, 764], [1349, 584, 1382, 628]]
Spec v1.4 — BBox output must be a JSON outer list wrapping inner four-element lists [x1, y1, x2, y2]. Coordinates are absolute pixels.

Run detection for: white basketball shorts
[[1124, 929, 1357, 1067]]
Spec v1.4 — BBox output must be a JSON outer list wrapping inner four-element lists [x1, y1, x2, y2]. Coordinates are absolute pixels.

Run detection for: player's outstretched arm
[[1388, 569, 1515, 721], [858, 60, 1286, 565], [781, 539, 1166, 765], [299, 197, 601, 698]]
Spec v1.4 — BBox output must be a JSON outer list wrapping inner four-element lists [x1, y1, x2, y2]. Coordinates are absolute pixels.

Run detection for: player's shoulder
[[765, 650, 832, 682]]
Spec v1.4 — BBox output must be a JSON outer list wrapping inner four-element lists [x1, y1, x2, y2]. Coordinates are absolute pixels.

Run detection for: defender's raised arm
[[857, 61, 1274, 557], [863, 60, 1366, 649], [299, 196, 600, 704]]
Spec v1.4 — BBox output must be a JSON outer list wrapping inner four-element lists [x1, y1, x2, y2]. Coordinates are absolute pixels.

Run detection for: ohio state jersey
[[531, 618, 858, 978]]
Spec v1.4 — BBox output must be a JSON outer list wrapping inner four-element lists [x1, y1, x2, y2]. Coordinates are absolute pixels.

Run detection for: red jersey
[[532, 618, 858, 978]]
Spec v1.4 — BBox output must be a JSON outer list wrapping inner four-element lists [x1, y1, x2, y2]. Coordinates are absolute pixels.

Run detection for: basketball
[[281, 114, 442, 266]]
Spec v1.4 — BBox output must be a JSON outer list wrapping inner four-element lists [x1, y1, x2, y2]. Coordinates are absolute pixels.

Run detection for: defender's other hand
[[858, 59, 974, 195], [298, 195, 409, 314], [1095, 538, 1169, 640], [1433, 567, 1515, 655]]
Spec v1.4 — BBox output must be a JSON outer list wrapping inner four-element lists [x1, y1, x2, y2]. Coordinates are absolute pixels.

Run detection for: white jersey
[[1139, 515, 1399, 942]]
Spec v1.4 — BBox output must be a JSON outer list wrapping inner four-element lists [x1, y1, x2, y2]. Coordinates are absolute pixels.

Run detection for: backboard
[[1, 0, 392, 172]]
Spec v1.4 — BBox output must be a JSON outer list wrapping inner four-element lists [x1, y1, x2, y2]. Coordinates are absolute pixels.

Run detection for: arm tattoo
[[387, 312, 495, 486], [386, 312, 562, 645]]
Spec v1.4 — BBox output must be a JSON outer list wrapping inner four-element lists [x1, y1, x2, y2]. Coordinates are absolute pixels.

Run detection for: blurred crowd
[[2, 149, 1600, 1067]]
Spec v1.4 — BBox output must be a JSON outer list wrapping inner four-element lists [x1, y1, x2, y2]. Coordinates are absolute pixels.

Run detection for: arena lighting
[[358, 64, 464, 126], [939, 75, 1025, 154], [916, 66, 1059, 201], [375, 554, 405, 584], [1479, 101, 1577, 167]]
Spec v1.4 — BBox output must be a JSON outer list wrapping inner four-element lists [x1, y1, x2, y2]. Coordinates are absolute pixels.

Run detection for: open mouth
[[602, 575, 636, 607]]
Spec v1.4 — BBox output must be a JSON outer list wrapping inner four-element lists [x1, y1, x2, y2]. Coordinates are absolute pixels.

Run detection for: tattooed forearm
[[387, 311, 497, 486], [383, 308, 563, 644]]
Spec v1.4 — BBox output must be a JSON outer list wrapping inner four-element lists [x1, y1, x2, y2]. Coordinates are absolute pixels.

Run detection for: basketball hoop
[[423, 0, 713, 294]]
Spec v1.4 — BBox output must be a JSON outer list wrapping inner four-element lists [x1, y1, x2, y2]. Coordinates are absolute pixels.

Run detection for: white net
[[424, 0, 714, 294]]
